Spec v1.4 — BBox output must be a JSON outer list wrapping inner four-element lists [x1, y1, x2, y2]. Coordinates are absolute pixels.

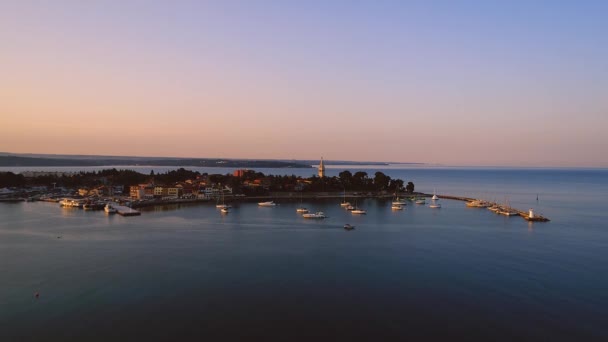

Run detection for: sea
[[1, 165, 607, 341]]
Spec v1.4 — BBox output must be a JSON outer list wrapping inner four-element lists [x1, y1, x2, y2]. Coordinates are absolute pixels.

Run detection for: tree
[[338, 170, 353, 188], [373, 172, 391, 191], [405, 181, 415, 193]]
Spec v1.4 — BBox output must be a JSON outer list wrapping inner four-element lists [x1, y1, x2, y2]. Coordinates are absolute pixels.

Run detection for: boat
[[104, 203, 117, 214], [392, 198, 407, 205], [431, 190, 439, 201], [220, 207, 230, 213], [414, 197, 426, 205], [302, 211, 326, 219], [343, 224, 355, 230], [340, 190, 351, 207], [258, 201, 276, 207], [429, 201, 441, 208], [351, 209, 367, 215], [466, 200, 490, 208], [345, 205, 355, 211], [60, 198, 85, 208], [216, 191, 231, 209], [296, 193, 308, 213], [499, 210, 519, 216], [391, 204, 404, 210]]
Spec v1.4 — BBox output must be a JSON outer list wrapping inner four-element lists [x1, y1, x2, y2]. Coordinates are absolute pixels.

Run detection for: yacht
[[216, 191, 231, 209], [296, 207, 309, 213], [104, 203, 117, 214], [414, 198, 426, 205], [429, 201, 441, 208], [392, 198, 407, 205], [391, 204, 404, 210], [431, 190, 439, 201], [340, 192, 351, 207], [466, 200, 489, 208], [351, 209, 367, 215], [220, 207, 230, 213], [302, 211, 326, 219], [345, 205, 355, 211], [343, 224, 355, 230], [258, 201, 276, 207]]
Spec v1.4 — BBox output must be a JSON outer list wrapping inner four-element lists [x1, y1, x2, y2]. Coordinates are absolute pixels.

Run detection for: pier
[[425, 193, 550, 222]]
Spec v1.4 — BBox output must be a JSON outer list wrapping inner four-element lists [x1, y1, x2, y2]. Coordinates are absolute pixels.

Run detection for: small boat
[[351, 209, 367, 215], [466, 200, 490, 208], [392, 198, 407, 205], [302, 211, 326, 219], [296, 207, 309, 213], [429, 202, 441, 208], [431, 190, 439, 201], [216, 191, 231, 209], [391, 204, 404, 210], [258, 201, 276, 207], [104, 204, 117, 214], [346, 205, 355, 211], [340, 190, 350, 207], [343, 224, 355, 230], [220, 207, 230, 213], [414, 198, 426, 205]]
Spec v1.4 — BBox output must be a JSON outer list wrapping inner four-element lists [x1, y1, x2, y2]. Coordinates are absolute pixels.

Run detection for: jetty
[[423, 193, 550, 222], [114, 205, 141, 216]]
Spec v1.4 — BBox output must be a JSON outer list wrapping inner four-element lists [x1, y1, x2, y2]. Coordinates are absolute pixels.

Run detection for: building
[[318, 157, 325, 178]]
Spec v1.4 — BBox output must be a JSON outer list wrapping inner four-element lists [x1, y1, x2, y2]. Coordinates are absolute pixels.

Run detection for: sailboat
[[351, 199, 367, 214], [429, 189, 441, 208], [216, 190, 231, 209], [340, 189, 351, 207], [392, 191, 407, 206], [296, 193, 309, 213]]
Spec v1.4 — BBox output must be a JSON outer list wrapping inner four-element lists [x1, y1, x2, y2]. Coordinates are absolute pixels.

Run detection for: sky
[[1, 0, 607, 167]]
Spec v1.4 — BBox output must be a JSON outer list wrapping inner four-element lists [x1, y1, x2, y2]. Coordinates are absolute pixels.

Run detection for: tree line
[[0, 168, 415, 194]]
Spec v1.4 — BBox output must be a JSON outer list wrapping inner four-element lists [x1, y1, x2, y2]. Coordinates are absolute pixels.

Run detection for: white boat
[[220, 207, 230, 213], [302, 211, 326, 219], [343, 224, 355, 230], [296, 193, 308, 213], [340, 189, 351, 207], [258, 201, 276, 207], [346, 205, 355, 211], [414, 198, 426, 205], [104, 203, 117, 214], [391, 204, 404, 210], [429, 202, 441, 208], [466, 200, 490, 208], [392, 198, 407, 205], [351, 209, 367, 215], [216, 191, 231, 209], [431, 190, 439, 201]]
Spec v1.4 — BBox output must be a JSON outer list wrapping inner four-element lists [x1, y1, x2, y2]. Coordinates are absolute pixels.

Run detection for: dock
[[422, 193, 550, 222], [114, 205, 141, 216]]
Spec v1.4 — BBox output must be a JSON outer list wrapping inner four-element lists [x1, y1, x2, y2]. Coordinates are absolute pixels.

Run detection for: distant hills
[[0, 153, 422, 168], [0, 154, 310, 168]]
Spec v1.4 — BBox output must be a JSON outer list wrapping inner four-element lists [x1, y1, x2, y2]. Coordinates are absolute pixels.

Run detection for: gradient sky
[[1, 1, 607, 166]]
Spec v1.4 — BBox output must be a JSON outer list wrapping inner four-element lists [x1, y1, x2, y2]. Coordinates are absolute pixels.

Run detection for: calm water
[[1, 167, 608, 341]]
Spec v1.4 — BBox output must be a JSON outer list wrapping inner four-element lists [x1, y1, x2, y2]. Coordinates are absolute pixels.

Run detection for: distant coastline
[[0, 153, 425, 169]]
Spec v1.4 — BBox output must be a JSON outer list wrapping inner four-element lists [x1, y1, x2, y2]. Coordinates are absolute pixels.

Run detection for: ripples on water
[[1, 168, 607, 341]]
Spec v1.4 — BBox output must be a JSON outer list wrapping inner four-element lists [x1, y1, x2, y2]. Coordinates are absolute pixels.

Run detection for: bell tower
[[318, 157, 325, 178]]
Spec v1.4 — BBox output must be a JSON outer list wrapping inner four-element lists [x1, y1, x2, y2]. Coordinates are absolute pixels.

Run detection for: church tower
[[318, 157, 325, 178]]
